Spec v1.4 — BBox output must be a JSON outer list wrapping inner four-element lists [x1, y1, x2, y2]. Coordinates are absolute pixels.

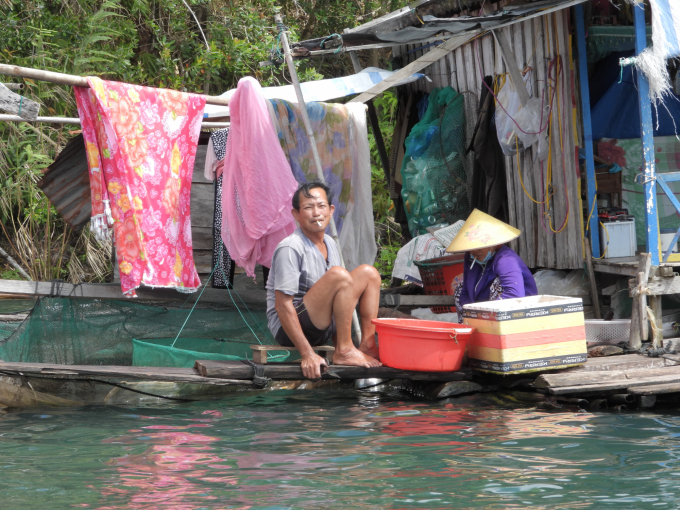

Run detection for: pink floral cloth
[[221, 77, 298, 277], [75, 77, 205, 296]]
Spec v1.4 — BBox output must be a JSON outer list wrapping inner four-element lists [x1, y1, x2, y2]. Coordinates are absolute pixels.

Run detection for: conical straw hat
[[446, 209, 521, 253]]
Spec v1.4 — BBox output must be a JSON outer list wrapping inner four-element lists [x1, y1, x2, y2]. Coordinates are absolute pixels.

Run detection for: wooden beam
[[535, 365, 680, 389], [379, 294, 456, 307], [491, 30, 530, 106], [346, 45, 391, 187], [0, 82, 39, 120], [349, 32, 479, 103], [0, 362, 251, 385], [0, 278, 267, 306], [631, 275, 680, 296], [195, 359, 472, 381]]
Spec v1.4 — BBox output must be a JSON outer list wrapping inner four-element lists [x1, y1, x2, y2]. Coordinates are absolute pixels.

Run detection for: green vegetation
[[0, 0, 406, 282]]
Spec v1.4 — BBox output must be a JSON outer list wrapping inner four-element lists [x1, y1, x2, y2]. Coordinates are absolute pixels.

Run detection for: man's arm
[[275, 290, 327, 379]]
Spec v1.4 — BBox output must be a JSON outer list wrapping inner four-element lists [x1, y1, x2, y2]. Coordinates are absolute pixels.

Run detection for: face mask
[[470, 250, 494, 269]]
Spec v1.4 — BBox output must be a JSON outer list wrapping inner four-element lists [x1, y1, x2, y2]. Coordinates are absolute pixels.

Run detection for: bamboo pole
[[0, 63, 231, 106], [0, 246, 32, 281], [275, 14, 363, 344], [0, 114, 230, 128]]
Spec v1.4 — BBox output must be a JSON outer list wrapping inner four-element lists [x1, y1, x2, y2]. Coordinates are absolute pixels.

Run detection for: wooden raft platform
[[533, 353, 680, 399], [195, 360, 472, 382], [0, 360, 472, 384]]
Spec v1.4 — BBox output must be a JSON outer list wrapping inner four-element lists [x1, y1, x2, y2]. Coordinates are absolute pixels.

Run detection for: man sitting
[[265, 181, 382, 380]]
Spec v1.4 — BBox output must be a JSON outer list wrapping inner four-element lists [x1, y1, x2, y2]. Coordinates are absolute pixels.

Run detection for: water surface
[[2, 388, 680, 509]]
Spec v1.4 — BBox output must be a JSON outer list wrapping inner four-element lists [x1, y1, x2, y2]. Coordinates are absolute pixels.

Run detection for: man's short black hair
[[292, 181, 333, 211]]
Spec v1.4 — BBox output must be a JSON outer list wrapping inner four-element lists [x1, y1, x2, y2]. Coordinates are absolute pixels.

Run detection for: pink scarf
[[75, 77, 205, 296], [221, 77, 297, 277]]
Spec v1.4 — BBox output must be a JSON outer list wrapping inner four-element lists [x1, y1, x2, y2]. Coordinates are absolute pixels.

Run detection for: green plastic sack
[[401, 87, 469, 237]]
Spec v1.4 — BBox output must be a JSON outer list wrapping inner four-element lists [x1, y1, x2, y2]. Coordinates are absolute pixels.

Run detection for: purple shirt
[[458, 245, 537, 307]]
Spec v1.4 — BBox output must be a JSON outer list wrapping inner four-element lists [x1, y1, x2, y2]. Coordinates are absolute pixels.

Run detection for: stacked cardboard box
[[462, 295, 587, 374]]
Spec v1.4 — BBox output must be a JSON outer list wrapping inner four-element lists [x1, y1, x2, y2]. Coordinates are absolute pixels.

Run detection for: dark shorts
[[275, 299, 334, 347]]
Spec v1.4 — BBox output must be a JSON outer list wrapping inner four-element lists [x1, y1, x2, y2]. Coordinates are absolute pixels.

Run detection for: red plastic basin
[[372, 318, 474, 372]]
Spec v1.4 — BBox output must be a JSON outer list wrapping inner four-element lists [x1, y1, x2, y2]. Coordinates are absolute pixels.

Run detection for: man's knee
[[326, 266, 353, 287], [357, 264, 381, 284]]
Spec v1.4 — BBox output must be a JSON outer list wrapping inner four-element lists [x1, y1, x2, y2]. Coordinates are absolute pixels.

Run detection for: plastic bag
[[534, 269, 591, 297], [391, 234, 447, 284], [495, 74, 549, 159]]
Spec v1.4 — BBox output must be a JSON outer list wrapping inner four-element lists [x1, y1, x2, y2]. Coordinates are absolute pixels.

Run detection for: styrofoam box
[[600, 220, 636, 259], [584, 319, 630, 343], [462, 295, 584, 318]]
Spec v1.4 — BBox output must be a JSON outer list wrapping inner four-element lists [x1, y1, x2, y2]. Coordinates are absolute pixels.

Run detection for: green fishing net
[[400, 87, 469, 237], [0, 297, 290, 367]]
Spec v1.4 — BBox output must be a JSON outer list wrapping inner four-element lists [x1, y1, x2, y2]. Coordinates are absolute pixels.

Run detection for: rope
[[18, 96, 23, 116], [170, 265, 217, 348]]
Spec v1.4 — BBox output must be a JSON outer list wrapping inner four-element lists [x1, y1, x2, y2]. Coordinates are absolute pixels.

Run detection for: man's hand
[[300, 351, 328, 380]]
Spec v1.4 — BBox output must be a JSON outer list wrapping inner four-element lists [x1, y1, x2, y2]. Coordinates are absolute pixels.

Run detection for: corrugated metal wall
[[393, 7, 583, 270]]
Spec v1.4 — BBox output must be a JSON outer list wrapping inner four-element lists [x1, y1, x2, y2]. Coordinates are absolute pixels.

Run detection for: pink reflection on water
[[96, 430, 246, 510]]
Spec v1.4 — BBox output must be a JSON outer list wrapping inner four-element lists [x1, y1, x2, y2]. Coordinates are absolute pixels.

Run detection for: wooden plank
[[505, 155, 520, 253], [636, 275, 680, 296], [548, 371, 680, 395], [432, 50, 442, 89], [189, 182, 215, 228], [454, 47, 467, 93], [511, 22, 536, 267], [0, 83, 40, 120], [592, 260, 638, 277], [0, 278, 267, 306], [379, 294, 456, 307], [495, 32, 505, 75], [569, 353, 667, 372], [481, 34, 495, 78], [535, 365, 680, 389], [0, 362, 251, 385], [438, 53, 448, 89], [191, 226, 214, 251], [558, 9, 582, 270], [446, 53, 457, 90], [628, 382, 680, 395], [192, 145, 211, 184], [533, 15, 554, 268], [251, 345, 335, 352], [547, 13, 570, 269], [195, 359, 473, 382], [464, 39, 479, 98]]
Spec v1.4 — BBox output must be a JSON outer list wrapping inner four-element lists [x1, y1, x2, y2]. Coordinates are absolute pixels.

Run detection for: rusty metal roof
[[37, 134, 91, 230]]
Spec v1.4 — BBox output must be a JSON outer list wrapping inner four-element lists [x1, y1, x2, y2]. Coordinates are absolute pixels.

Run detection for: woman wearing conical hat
[[447, 209, 537, 320]]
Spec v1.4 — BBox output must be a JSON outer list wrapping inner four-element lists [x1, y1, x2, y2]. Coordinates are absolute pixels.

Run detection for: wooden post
[[629, 252, 652, 349], [574, 4, 600, 257], [0, 82, 40, 120], [633, 3, 660, 265], [649, 295, 664, 348], [345, 45, 391, 187], [275, 14, 362, 344], [583, 237, 601, 319]]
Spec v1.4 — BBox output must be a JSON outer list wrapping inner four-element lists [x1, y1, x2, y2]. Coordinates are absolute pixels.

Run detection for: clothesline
[[0, 114, 230, 128]]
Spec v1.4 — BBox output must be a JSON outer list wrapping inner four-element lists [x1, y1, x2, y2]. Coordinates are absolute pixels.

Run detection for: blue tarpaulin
[[591, 66, 680, 139]]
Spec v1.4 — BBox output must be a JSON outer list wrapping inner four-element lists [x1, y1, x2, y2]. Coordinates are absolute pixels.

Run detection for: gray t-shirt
[[266, 228, 342, 337]]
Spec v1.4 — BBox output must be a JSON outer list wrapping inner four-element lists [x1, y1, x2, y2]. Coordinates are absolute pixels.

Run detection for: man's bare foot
[[358, 335, 380, 361], [333, 347, 382, 368]]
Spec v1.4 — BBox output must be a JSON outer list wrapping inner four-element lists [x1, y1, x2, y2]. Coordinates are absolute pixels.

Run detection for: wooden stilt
[[583, 237, 601, 319]]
